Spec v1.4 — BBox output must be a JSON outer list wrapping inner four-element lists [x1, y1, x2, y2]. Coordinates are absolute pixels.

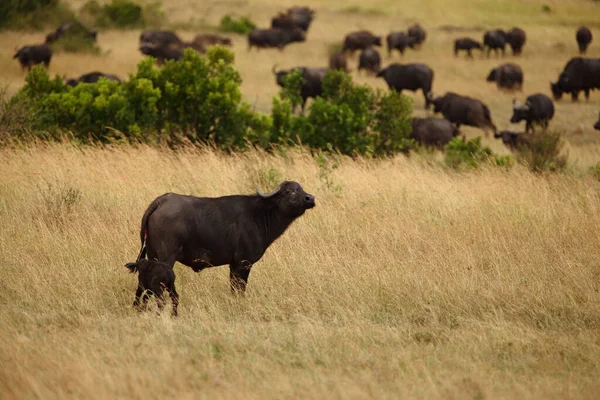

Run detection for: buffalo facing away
[[130, 181, 315, 294], [329, 52, 348, 72], [271, 6, 315, 32], [45, 22, 97, 44], [511, 93, 555, 133], [487, 63, 523, 91], [13, 44, 52, 71], [126, 259, 179, 316], [248, 28, 305, 50], [342, 30, 382, 55], [411, 118, 459, 148], [454, 38, 483, 58], [387, 32, 417, 57], [358, 47, 381, 75], [595, 112, 600, 130], [273, 66, 327, 112], [551, 57, 600, 101], [506, 27, 526, 55], [407, 24, 427, 47], [431, 92, 496, 135], [66, 72, 120, 86], [376, 63, 434, 109], [576, 27, 593, 55], [483, 29, 507, 57], [494, 130, 530, 151]]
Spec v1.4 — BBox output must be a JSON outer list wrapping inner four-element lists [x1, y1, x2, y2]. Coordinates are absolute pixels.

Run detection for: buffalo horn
[[257, 183, 283, 198]]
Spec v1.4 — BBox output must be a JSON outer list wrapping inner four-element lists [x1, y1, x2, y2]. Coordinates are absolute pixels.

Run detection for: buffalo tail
[[137, 197, 161, 262]]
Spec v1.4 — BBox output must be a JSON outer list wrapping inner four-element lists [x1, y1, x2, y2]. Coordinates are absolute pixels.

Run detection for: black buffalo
[[386, 32, 417, 56], [329, 52, 348, 72], [376, 63, 434, 109], [454, 38, 483, 58], [272, 7, 315, 32], [576, 27, 593, 55], [550, 57, 600, 101], [510, 93, 555, 133], [358, 47, 381, 75], [410, 118, 459, 148], [487, 63, 523, 90], [45, 22, 97, 43], [594, 112, 600, 130], [66, 72, 120, 86], [125, 259, 179, 316], [407, 23, 427, 46], [130, 181, 315, 293], [342, 31, 382, 55], [494, 130, 530, 151], [273, 65, 327, 112], [248, 28, 305, 50], [430, 92, 496, 135], [139, 30, 182, 48], [13, 44, 52, 71], [139, 42, 184, 64], [483, 29, 507, 57], [506, 27, 526, 55]]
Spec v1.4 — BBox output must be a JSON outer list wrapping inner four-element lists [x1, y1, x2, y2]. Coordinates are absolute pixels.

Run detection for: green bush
[[80, 0, 164, 29], [271, 70, 413, 157], [219, 14, 256, 34], [516, 131, 567, 173], [50, 33, 101, 54], [444, 137, 494, 169], [0, 0, 75, 30]]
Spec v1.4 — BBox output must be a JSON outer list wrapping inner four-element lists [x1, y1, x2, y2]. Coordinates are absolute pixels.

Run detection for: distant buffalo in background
[[45, 22, 97, 44], [410, 117, 459, 148], [576, 26, 592, 55], [66, 72, 121, 86], [511, 93, 555, 133], [273, 65, 327, 112], [377, 63, 434, 108], [387, 32, 417, 56], [271, 7, 315, 32], [13, 44, 52, 71], [358, 47, 381, 75], [487, 63, 523, 91], [329, 52, 348, 72], [506, 27, 526, 55], [454, 37, 483, 58], [431, 92, 496, 135], [248, 28, 306, 50], [483, 29, 507, 57], [551, 57, 600, 101], [407, 23, 427, 47], [140, 30, 182, 48], [342, 31, 382, 55]]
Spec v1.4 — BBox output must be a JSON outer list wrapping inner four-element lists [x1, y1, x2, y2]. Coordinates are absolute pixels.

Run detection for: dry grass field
[[2, 0, 600, 399]]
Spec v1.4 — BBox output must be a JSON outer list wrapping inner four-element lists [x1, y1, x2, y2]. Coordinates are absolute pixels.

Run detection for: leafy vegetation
[[219, 14, 256, 34], [0, 0, 75, 30], [80, 0, 165, 29], [516, 131, 567, 172]]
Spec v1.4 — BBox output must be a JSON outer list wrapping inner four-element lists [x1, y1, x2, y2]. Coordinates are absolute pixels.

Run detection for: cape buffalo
[[594, 112, 600, 130], [130, 181, 315, 293], [272, 7, 315, 32], [410, 118, 459, 148], [407, 23, 427, 46], [358, 47, 381, 75], [329, 52, 348, 72], [273, 65, 327, 112], [376, 63, 434, 108], [66, 71, 120, 86], [550, 57, 600, 101], [506, 27, 526, 55], [494, 130, 530, 151], [139, 30, 182, 48], [454, 38, 483, 58], [342, 30, 382, 55], [125, 259, 179, 316], [487, 63, 523, 91], [45, 22, 97, 43], [13, 44, 52, 71], [430, 92, 497, 135], [511, 93, 555, 133], [140, 42, 184, 64], [248, 28, 306, 50], [483, 29, 507, 57], [576, 27, 592, 54], [386, 32, 417, 57]]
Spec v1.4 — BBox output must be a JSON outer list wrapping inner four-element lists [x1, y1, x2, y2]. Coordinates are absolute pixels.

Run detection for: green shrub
[[98, 0, 143, 28], [219, 14, 256, 34], [50, 33, 101, 54], [0, 0, 75, 30], [516, 131, 567, 173], [444, 137, 494, 169], [271, 70, 413, 157]]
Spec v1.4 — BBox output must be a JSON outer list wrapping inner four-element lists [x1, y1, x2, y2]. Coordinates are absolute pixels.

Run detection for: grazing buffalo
[[342, 30, 382, 55], [273, 65, 327, 112], [376, 63, 434, 108], [66, 71, 120, 86], [430, 92, 497, 135], [329, 52, 348, 72], [511, 93, 555, 133], [550, 57, 600, 101], [192, 33, 232, 48], [487, 63, 523, 91], [272, 7, 315, 32], [13, 44, 52, 71], [248, 28, 305, 50], [125, 259, 178, 316], [407, 23, 427, 46], [506, 27, 526, 55], [45, 22, 97, 43], [494, 130, 530, 151], [576, 27, 592, 54], [454, 38, 483, 58], [483, 29, 507, 57], [594, 112, 600, 130], [139, 30, 182, 48], [386, 32, 417, 56], [358, 47, 381, 75], [410, 118, 459, 148], [130, 181, 315, 293]]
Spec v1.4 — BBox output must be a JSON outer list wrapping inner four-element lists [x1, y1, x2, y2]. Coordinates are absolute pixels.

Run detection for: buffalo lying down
[[131, 181, 315, 293]]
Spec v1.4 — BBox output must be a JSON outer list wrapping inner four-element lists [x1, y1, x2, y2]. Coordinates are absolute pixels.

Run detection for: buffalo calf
[[511, 93, 555, 133], [454, 38, 483, 58], [126, 259, 179, 316]]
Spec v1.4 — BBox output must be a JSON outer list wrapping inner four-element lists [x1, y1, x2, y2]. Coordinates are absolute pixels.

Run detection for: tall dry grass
[[1, 143, 599, 399]]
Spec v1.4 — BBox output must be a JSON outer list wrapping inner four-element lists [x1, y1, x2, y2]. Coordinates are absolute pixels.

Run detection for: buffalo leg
[[585, 89, 590, 101], [133, 286, 144, 309], [571, 91, 579, 101], [229, 261, 252, 294]]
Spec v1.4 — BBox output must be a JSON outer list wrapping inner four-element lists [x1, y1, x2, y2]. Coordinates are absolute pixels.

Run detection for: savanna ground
[[1, 0, 600, 399]]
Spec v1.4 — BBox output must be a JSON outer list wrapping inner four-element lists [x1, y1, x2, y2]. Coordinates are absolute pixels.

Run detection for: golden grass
[[1, 143, 600, 399]]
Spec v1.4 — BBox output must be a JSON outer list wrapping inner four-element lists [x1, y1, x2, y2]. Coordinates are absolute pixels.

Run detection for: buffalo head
[[510, 99, 531, 123], [257, 181, 315, 217], [550, 81, 563, 100]]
